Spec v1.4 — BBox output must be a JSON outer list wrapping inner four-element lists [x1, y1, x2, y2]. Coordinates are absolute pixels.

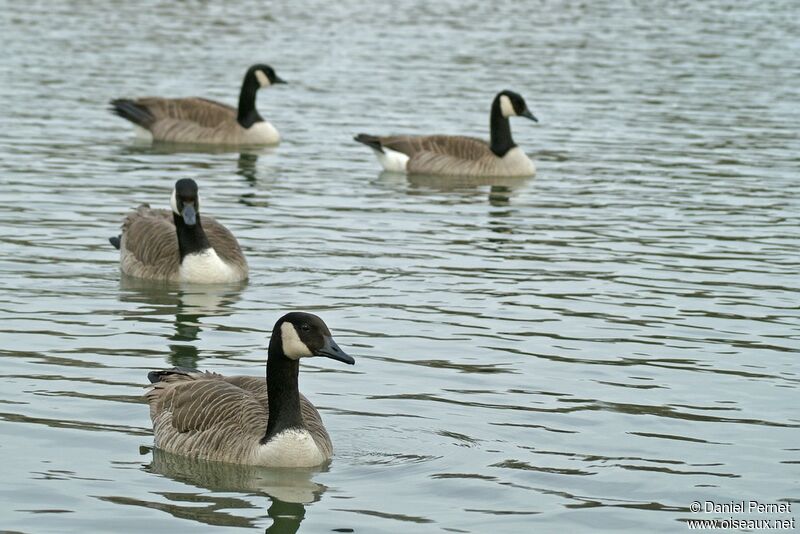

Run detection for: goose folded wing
[[381, 135, 491, 161], [220, 375, 328, 440], [123, 212, 180, 269], [215, 375, 330, 453], [201, 216, 248, 267], [157, 379, 267, 438], [137, 97, 238, 128]]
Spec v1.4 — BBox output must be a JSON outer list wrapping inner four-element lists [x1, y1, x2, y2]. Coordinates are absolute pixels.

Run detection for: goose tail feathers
[[148, 367, 204, 384], [110, 99, 155, 128], [354, 133, 384, 153]]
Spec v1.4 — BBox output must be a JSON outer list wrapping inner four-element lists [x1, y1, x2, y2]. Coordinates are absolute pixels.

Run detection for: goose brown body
[[146, 370, 332, 464], [356, 134, 535, 176], [110, 64, 284, 145], [112, 98, 277, 144]]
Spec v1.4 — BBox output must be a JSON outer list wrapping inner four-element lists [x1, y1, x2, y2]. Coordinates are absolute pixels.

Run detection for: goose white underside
[[179, 249, 242, 283], [244, 121, 281, 144], [133, 125, 153, 142], [253, 429, 327, 467], [501, 146, 536, 175], [374, 147, 409, 173]]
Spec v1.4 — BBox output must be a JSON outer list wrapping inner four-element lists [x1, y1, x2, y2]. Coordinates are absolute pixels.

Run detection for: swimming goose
[[109, 178, 248, 283], [355, 90, 538, 176], [146, 312, 355, 467], [110, 64, 286, 145]]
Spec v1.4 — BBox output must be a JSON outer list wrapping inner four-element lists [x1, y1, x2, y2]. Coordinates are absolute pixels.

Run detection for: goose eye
[[300, 323, 310, 332]]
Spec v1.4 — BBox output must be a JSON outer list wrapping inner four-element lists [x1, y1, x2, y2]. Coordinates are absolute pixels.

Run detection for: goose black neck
[[489, 97, 516, 157], [237, 73, 264, 128], [262, 338, 304, 443], [173, 213, 211, 260]]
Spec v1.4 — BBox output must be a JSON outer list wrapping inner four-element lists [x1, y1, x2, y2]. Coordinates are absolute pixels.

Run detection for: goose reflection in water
[[115, 143, 272, 190], [145, 449, 325, 532], [118, 276, 246, 368], [237, 151, 260, 184], [378, 171, 533, 204], [118, 140, 276, 156]]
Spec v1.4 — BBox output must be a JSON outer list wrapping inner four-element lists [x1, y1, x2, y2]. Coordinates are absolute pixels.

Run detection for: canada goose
[[355, 90, 538, 176], [109, 178, 248, 283], [146, 312, 355, 467], [110, 64, 286, 145]]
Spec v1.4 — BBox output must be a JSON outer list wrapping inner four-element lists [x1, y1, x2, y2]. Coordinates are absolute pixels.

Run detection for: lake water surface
[[1, 1, 798, 532]]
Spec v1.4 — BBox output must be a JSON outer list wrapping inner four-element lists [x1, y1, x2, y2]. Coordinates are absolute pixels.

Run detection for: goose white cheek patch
[[171, 190, 201, 214], [281, 323, 312, 359], [500, 95, 515, 118], [255, 70, 270, 88]]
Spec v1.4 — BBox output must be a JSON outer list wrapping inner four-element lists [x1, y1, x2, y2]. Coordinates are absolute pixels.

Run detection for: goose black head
[[171, 178, 200, 227], [247, 64, 287, 88], [276, 312, 354, 365], [497, 90, 537, 122]]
